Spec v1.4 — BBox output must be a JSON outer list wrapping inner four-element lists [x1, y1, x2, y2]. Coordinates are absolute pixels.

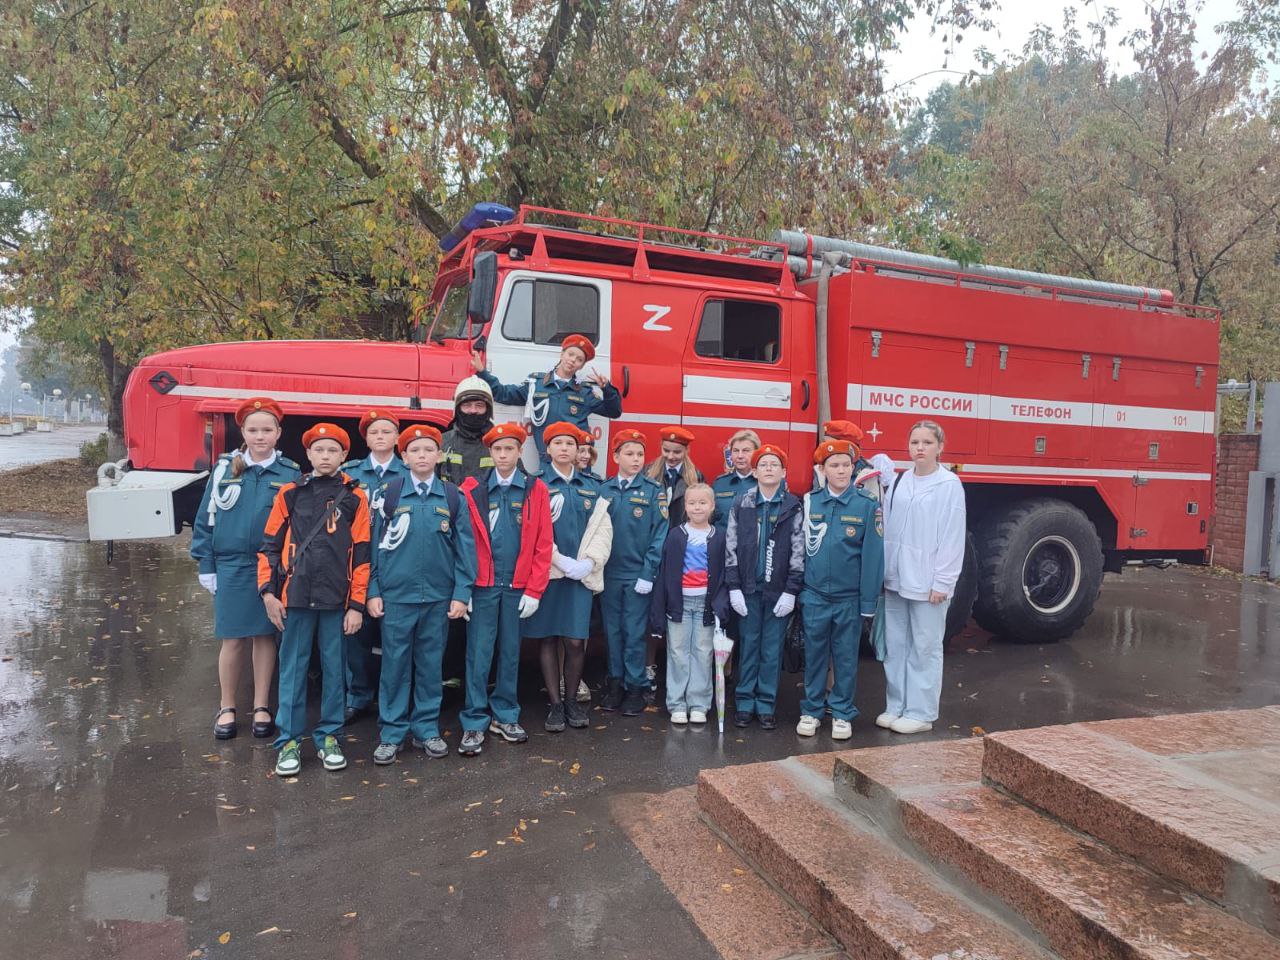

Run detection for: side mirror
[[466, 251, 498, 335]]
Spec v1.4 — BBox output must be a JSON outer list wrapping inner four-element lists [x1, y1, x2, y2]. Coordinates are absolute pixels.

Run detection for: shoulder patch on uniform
[[278, 456, 300, 470], [342, 459, 360, 469], [874, 506, 883, 537]]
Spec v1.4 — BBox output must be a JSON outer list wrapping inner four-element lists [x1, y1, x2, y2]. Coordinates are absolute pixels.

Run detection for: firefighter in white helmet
[[440, 375, 496, 485]]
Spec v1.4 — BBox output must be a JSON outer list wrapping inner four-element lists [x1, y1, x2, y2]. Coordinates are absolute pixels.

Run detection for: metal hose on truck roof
[[770, 229, 1173, 303]]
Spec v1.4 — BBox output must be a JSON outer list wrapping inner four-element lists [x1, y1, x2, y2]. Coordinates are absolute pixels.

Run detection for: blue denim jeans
[[665, 594, 713, 713]]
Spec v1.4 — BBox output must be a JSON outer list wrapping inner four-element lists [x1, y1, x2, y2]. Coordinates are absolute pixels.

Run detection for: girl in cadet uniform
[[191, 397, 300, 741], [340, 409, 410, 723], [796, 440, 885, 741], [725, 444, 804, 731], [575, 434, 602, 482], [523, 421, 612, 734], [472, 334, 623, 460], [877, 420, 966, 735], [599, 428, 669, 716], [712, 429, 760, 530], [366, 424, 476, 763], [642, 425, 702, 699]]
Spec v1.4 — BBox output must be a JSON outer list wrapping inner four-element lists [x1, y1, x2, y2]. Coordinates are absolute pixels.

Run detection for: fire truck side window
[[501, 279, 600, 346], [694, 299, 781, 363]]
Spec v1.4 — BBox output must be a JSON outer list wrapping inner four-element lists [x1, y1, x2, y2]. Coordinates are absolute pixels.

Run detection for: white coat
[[880, 464, 966, 602]]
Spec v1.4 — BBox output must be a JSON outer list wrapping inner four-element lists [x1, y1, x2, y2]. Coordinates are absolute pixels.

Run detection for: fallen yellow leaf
[[343, 911, 357, 918], [569, 762, 581, 775], [720, 883, 733, 892], [970, 725, 986, 736], [582, 841, 596, 851], [469, 849, 488, 859], [218, 932, 231, 945]]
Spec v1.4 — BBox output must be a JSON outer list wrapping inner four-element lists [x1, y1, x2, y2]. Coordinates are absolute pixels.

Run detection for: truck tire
[[973, 498, 1103, 642], [945, 532, 978, 641]]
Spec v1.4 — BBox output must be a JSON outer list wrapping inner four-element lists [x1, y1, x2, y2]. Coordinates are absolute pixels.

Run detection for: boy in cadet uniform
[[366, 424, 476, 763], [725, 443, 804, 730], [712, 429, 761, 530], [599, 428, 669, 715], [813, 420, 882, 498], [259, 423, 370, 777], [341, 409, 410, 723], [796, 440, 885, 741], [457, 423, 554, 753], [470, 334, 623, 460]]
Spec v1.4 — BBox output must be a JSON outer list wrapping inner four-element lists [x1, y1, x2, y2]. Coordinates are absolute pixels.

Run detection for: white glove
[[729, 589, 748, 617], [772, 592, 796, 618], [518, 593, 540, 619], [871, 453, 896, 490], [463, 598, 472, 622], [198, 573, 217, 595], [552, 549, 576, 574], [566, 557, 593, 581], [633, 578, 653, 595]]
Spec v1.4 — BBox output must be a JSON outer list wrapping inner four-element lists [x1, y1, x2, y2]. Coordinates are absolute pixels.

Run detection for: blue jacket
[[342, 454, 410, 515], [478, 369, 622, 458], [724, 486, 805, 602], [711, 471, 756, 529], [191, 452, 300, 572], [801, 485, 884, 615], [649, 524, 730, 628], [369, 475, 477, 605], [600, 472, 668, 582]]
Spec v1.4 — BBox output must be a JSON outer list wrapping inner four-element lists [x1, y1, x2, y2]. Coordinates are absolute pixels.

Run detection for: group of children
[[194, 396, 887, 778]]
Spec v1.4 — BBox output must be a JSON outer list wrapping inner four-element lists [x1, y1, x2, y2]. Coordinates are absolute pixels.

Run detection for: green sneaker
[[316, 735, 347, 771], [275, 739, 302, 777]]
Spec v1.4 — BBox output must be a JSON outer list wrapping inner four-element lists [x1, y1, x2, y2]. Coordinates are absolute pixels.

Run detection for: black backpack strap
[[444, 480, 461, 528], [380, 474, 405, 523], [283, 481, 352, 580], [890, 469, 905, 507]]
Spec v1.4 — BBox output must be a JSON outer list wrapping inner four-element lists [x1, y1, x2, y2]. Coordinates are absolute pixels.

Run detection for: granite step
[[834, 737, 1280, 960], [981, 707, 1280, 936], [697, 757, 1056, 960]]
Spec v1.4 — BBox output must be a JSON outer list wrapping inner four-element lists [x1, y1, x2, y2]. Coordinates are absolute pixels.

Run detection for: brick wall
[[1212, 433, 1260, 571]]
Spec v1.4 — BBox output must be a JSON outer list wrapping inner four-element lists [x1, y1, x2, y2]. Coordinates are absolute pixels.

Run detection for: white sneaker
[[689, 709, 707, 724], [796, 715, 820, 737], [576, 679, 591, 703], [831, 719, 853, 740], [671, 711, 688, 725], [890, 717, 933, 735], [875, 712, 898, 729]]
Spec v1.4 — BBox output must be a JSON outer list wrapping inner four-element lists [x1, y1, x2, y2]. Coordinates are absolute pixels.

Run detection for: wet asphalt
[[1, 535, 1278, 959]]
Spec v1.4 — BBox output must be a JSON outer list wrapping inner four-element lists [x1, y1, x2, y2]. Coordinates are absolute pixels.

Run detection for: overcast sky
[[883, 0, 1256, 98]]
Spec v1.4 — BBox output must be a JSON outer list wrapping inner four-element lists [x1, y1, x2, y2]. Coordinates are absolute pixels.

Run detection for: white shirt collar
[[243, 449, 277, 470], [412, 475, 435, 497], [369, 452, 395, 473], [552, 464, 575, 483], [494, 470, 515, 487]]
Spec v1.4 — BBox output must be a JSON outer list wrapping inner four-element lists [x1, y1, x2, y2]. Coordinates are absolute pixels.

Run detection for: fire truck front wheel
[[973, 498, 1104, 642]]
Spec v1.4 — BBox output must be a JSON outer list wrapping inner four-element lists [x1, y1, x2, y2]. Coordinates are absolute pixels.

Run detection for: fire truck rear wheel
[[973, 498, 1103, 642]]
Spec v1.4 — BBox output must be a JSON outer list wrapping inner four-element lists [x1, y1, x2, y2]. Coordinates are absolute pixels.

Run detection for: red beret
[[235, 397, 283, 426], [577, 429, 595, 446], [659, 425, 696, 446], [398, 423, 443, 453], [302, 422, 350, 451], [484, 423, 528, 447], [822, 420, 864, 444], [813, 440, 856, 465], [561, 334, 595, 362], [752, 444, 787, 468], [359, 409, 401, 434], [541, 421, 581, 444], [612, 428, 647, 452]]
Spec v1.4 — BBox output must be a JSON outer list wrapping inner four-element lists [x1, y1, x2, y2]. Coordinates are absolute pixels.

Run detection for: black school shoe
[[620, 689, 646, 717], [733, 711, 753, 728], [600, 678, 624, 712], [251, 706, 274, 738], [563, 699, 589, 729], [758, 714, 777, 730], [544, 703, 567, 733], [213, 707, 237, 739]]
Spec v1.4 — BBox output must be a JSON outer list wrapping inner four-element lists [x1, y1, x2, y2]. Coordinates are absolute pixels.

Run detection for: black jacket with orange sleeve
[[257, 471, 371, 612]]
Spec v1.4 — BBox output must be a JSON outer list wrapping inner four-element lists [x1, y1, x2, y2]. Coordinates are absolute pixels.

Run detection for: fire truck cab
[[90, 205, 1220, 643]]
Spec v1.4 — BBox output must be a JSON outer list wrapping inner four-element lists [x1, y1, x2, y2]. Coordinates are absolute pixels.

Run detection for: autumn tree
[[2, 0, 991, 436]]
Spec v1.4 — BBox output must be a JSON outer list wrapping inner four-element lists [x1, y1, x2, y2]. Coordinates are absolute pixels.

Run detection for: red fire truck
[[88, 205, 1219, 642]]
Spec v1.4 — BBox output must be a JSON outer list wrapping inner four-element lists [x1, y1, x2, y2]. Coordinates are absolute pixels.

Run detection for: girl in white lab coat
[[876, 420, 966, 734]]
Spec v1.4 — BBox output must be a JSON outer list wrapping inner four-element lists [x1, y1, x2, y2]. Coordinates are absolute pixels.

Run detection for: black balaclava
[[454, 395, 493, 441]]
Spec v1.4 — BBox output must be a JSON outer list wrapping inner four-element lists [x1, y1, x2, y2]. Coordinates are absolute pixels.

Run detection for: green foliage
[[78, 432, 109, 467]]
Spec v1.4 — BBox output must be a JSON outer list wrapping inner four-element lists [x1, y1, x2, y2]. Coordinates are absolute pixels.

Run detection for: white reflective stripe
[[889, 460, 1211, 482], [684, 374, 791, 409], [169, 383, 453, 411], [623, 411, 795, 431], [848, 383, 1213, 434]]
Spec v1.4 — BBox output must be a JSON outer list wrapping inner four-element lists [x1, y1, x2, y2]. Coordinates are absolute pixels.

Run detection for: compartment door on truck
[[987, 353, 1094, 462], [848, 334, 981, 457], [680, 294, 796, 473], [483, 270, 612, 469]]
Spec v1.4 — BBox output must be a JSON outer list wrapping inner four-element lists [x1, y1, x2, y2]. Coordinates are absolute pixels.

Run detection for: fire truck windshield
[[428, 283, 470, 341]]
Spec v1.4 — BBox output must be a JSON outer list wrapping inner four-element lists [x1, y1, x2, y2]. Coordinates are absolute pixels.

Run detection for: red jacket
[[460, 470, 553, 599]]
